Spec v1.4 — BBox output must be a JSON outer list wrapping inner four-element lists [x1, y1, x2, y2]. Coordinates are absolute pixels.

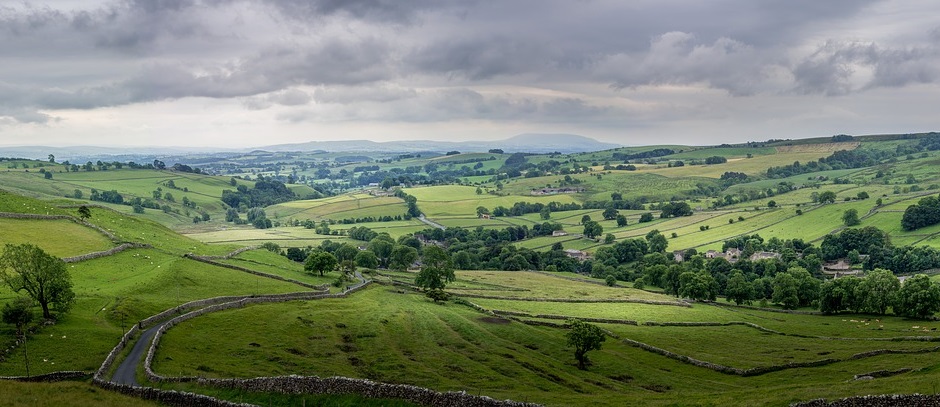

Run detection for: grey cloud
[[793, 40, 940, 95], [313, 84, 417, 104]]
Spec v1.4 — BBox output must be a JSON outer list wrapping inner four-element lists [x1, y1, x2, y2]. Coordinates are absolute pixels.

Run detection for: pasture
[[149, 270, 940, 406]]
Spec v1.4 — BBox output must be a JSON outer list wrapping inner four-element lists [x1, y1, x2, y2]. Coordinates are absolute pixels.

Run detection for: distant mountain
[[0, 134, 621, 162], [256, 134, 621, 154]]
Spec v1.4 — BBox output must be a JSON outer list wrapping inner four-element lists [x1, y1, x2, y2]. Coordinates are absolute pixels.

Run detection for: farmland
[[5, 133, 940, 405]]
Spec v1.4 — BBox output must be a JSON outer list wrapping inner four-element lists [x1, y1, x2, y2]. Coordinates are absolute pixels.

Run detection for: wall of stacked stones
[[793, 394, 940, 407], [0, 371, 88, 382], [63, 242, 150, 263], [191, 376, 543, 407], [455, 293, 690, 307], [93, 380, 256, 407]]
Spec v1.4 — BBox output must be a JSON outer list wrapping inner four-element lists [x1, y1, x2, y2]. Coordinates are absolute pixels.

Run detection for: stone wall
[[192, 375, 542, 407], [63, 242, 151, 263], [793, 394, 940, 407], [0, 371, 89, 382], [93, 380, 256, 407], [455, 293, 690, 307]]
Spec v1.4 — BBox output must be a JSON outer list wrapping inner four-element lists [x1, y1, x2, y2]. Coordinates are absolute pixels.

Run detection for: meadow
[[6, 134, 940, 405]]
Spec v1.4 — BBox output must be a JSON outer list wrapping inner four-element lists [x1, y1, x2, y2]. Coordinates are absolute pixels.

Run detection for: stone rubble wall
[[454, 293, 690, 307], [63, 242, 151, 263]]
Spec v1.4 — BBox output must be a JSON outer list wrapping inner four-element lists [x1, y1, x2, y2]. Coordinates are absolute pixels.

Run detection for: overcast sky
[[1, 0, 939, 148]]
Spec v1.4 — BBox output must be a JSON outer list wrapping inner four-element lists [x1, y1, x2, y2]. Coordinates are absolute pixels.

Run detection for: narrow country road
[[417, 214, 445, 230], [111, 323, 161, 385]]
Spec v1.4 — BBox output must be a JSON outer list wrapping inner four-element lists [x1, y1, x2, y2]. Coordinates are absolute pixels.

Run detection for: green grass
[[0, 218, 114, 258], [0, 380, 163, 407], [150, 283, 940, 406]]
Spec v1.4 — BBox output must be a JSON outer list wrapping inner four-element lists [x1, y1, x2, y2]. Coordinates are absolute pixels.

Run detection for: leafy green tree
[[415, 246, 455, 302], [354, 250, 379, 269], [788, 267, 820, 307], [2, 297, 34, 335], [602, 207, 619, 220], [678, 271, 718, 301], [0, 244, 75, 319], [725, 272, 754, 305], [818, 191, 837, 204], [645, 230, 668, 253], [368, 235, 395, 267], [772, 272, 799, 309], [894, 274, 940, 319], [334, 244, 360, 263], [453, 250, 473, 270], [77, 205, 91, 220], [565, 319, 606, 370], [616, 214, 627, 227], [638, 213, 654, 223], [583, 221, 603, 239], [304, 250, 337, 277], [389, 245, 419, 271], [604, 234, 615, 244], [859, 269, 900, 314], [842, 208, 860, 226], [818, 276, 862, 314]]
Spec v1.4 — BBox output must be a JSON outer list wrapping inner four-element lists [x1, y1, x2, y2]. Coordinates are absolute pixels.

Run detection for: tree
[[639, 213, 654, 223], [355, 250, 379, 269], [0, 244, 75, 319], [389, 245, 419, 271], [842, 209, 860, 226], [725, 272, 754, 305], [2, 297, 34, 335], [772, 272, 799, 309], [604, 234, 615, 244], [602, 207, 619, 220], [583, 221, 603, 239], [818, 191, 837, 204], [616, 214, 627, 227], [415, 246, 455, 303], [565, 319, 606, 370], [858, 269, 900, 315], [77, 205, 91, 221], [818, 276, 862, 314], [334, 244, 360, 263], [767, 200, 777, 208], [646, 230, 668, 253], [894, 274, 940, 319], [678, 271, 718, 301], [540, 207, 551, 220], [303, 250, 337, 277]]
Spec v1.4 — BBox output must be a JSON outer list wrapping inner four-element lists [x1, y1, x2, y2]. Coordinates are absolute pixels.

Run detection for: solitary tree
[[304, 250, 337, 277], [0, 244, 75, 320], [77, 205, 91, 221], [583, 221, 603, 239], [566, 319, 606, 370], [415, 246, 455, 303], [842, 209, 861, 226]]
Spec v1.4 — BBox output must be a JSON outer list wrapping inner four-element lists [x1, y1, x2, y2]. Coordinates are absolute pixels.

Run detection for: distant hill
[[255, 133, 621, 154]]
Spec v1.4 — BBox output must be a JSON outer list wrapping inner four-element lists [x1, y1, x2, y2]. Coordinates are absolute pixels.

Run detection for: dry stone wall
[[63, 242, 150, 263], [193, 375, 542, 407], [793, 394, 940, 407], [455, 293, 690, 307]]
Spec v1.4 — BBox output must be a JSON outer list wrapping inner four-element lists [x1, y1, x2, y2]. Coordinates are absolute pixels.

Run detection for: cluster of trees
[[820, 270, 940, 318], [658, 201, 693, 218], [901, 194, 940, 231], [766, 148, 894, 179], [221, 177, 296, 209], [704, 156, 728, 165], [611, 148, 675, 162]]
